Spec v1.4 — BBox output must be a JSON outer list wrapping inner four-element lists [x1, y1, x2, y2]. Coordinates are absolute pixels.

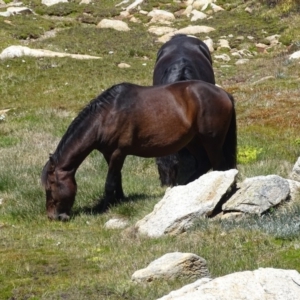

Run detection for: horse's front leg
[[102, 150, 126, 211]]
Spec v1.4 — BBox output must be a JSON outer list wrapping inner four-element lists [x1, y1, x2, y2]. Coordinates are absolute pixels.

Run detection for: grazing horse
[[153, 34, 216, 186], [41, 80, 237, 221]]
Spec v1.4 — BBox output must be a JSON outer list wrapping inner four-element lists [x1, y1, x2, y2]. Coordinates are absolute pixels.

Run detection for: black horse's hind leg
[[101, 151, 125, 211], [185, 140, 212, 184], [156, 153, 179, 187]]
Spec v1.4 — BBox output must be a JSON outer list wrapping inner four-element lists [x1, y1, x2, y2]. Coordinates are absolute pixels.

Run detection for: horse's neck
[[55, 128, 98, 173]]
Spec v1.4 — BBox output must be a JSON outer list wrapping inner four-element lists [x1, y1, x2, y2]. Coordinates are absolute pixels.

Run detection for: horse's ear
[[48, 154, 55, 172]]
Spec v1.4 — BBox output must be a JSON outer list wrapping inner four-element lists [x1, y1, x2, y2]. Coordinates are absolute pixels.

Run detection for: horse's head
[[41, 155, 77, 221]]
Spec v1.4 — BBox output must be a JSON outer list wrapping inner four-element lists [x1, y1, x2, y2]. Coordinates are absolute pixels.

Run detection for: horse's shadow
[[71, 193, 161, 218]]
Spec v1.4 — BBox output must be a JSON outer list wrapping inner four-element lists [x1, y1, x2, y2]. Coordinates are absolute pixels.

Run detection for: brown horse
[[153, 34, 216, 186], [41, 80, 237, 221]]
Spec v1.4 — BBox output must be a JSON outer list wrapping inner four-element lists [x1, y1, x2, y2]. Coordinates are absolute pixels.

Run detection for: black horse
[[41, 80, 237, 221], [153, 34, 216, 186]]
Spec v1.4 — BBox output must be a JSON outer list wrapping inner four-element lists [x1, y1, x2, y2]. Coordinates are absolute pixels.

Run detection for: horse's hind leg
[[185, 139, 212, 183], [156, 154, 179, 187], [201, 138, 227, 171]]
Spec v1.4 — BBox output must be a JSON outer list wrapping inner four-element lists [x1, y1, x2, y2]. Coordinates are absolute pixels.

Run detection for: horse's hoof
[[58, 213, 70, 221]]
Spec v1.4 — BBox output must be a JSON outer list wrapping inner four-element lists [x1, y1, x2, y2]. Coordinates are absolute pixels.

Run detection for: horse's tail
[[223, 92, 237, 169]]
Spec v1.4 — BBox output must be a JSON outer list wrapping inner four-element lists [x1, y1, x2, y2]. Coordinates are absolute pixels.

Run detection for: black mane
[[51, 83, 128, 164]]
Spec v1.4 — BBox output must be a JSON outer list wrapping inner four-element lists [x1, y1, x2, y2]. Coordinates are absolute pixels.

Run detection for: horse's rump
[[153, 34, 218, 186]]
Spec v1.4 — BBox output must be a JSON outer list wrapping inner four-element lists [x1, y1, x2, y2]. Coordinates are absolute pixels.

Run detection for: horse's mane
[[50, 83, 127, 165]]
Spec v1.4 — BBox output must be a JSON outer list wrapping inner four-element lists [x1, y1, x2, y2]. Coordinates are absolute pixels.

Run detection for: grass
[[1, 0, 300, 299]]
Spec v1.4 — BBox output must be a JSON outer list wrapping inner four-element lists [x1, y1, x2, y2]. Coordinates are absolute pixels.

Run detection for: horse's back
[[153, 35, 215, 85]]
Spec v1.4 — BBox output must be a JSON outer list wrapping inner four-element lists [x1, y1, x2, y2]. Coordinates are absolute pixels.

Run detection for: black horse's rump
[[153, 34, 217, 186]]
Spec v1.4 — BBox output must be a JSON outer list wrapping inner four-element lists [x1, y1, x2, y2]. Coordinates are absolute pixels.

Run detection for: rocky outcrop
[[133, 157, 300, 238], [222, 175, 290, 215], [157, 268, 300, 300], [135, 170, 238, 238]]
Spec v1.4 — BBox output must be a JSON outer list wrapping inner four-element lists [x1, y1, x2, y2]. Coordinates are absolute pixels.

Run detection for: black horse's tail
[[223, 92, 237, 169]]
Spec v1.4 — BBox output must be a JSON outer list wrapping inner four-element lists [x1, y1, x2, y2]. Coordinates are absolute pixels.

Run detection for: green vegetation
[[1, 0, 300, 299]]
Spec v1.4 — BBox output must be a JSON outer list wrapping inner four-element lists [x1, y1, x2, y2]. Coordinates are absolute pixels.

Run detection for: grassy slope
[[1, 0, 300, 299]]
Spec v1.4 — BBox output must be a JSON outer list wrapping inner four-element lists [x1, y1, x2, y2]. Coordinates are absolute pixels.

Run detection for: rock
[[214, 54, 231, 62], [0, 45, 101, 60], [203, 37, 214, 52], [97, 19, 130, 31], [79, 0, 92, 4], [132, 252, 209, 283], [266, 34, 281, 46], [218, 39, 230, 49], [190, 9, 207, 21], [182, 5, 193, 17], [245, 7, 253, 14], [148, 9, 175, 23], [135, 169, 238, 238], [287, 179, 300, 204], [0, 6, 34, 17], [42, 0, 68, 6], [148, 26, 176, 36], [124, 0, 144, 12], [157, 268, 300, 300], [118, 62, 131, 68], [235, 58, 249, 65], [289, 157, 300, 181], [157, 25, 215, 43], [210, 3, 224, 12], [223, 175, 290, 215], [289, 50, 300, 60], [104, 218, 129, 229], [191, 0, 216, 10], [251, 76, 276, 85], [256, 43, 268, 53]]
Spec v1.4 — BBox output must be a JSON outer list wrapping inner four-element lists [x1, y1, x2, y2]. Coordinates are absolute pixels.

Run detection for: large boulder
[[157, 268, 300, 300], [135, 169, 238, 237], [223, 175, 290, 215]]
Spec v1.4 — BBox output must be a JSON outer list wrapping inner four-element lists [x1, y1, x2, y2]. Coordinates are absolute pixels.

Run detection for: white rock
[[132, 252, 209, 283], [118, 62, 131, 68], [223, 175, 290, 215], [0, 46, 101, 60], [157, 268, 300, 300], [157, 25, 215, 43], [210, 3, 224, 12], [190, 9, 207, 21], [148, 26, 176, 36], [218, 39, 230, 49], [214, 54, 231, 62], [203, 37, 214, 52], [104, 218, 129, 229], [135, 170, 238, 238], [42, 0, 68, 6], [97, 19, 130, 31], [289, 50, 300, 60], [235, 58, 249, 65], [148, 9, 175, 23]]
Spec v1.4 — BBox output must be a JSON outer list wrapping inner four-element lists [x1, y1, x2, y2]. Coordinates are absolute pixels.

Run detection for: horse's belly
[[129, 131, 194, 158]]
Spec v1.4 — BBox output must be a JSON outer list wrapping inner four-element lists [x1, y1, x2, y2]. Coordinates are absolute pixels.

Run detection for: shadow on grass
[[71, 193, 161, 218]]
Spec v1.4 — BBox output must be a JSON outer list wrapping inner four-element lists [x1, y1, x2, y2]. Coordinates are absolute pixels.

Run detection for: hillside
[[0, 0, 300, 299]]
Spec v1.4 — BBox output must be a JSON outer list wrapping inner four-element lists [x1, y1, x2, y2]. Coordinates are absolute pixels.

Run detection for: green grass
[[1, 0, 300, 299]]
